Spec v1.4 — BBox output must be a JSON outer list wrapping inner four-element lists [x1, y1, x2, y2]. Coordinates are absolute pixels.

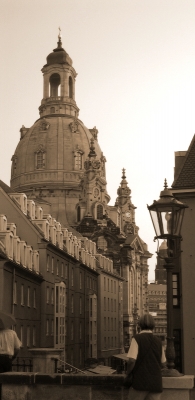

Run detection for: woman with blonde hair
[[126, 313, 166, 400]]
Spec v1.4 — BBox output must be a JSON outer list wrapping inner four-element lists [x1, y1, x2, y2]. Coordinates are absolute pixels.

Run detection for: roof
[[0, 180, 13, 193], [172, 135, 195, 189]]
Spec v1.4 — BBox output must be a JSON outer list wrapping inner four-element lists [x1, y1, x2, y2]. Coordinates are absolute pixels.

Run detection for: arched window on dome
[[35, 147, 46, 170], [97, 204, 103, 220], [49, 73, 61, 97], [50, 107, 55, 113], [69, 76, 73, 98], [74, 150, 83, 170], [97, 236, 107, 251]]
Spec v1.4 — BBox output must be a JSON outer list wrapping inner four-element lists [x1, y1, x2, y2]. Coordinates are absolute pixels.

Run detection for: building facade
[[171, 135, 195, 374]]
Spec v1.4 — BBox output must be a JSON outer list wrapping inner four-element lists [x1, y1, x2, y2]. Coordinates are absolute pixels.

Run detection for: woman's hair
[[138, 313, 155, 331]]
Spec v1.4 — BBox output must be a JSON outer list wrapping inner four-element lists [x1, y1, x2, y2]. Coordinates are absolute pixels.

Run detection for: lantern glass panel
[[149, 210, 161, 237], [172, 208, 184, 236], [161, 211, 173, 235]]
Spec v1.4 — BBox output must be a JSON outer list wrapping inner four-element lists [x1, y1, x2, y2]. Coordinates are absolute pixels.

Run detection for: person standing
[[126, 313, 166, 400], [0, 328, 22, 372]]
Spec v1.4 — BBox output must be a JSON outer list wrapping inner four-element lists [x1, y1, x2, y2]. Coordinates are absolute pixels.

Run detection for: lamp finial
[[164, 179, 168, 190]]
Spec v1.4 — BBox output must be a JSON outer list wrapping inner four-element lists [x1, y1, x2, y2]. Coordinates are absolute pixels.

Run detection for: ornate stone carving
[[124, 223, 134, 235], [39, 118, 50, 131], [84, 159, 101, 170], [69, 119, 79, 133], [89, 126, 98, 140], [20, 125, 28, 139]]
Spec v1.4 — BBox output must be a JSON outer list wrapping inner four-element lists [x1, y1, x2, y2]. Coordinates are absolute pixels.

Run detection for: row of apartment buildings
[[0, 182, 123, 369]]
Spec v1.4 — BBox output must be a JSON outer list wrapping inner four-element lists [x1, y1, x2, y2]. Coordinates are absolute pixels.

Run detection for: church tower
[[10, 32, 104, 227]]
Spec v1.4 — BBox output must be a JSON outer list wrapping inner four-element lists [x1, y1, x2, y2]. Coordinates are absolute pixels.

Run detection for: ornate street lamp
[[147, 180, 188, 376]]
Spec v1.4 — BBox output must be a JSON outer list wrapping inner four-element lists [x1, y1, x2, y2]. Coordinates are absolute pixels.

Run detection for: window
[[56, 260, 59, 276], [172, 273, 180, 307], [50, 107, 55, 113], [71, 268, 74, 286], [97, 204, 103, 219], [61, 262, 64, 277], [111, 299, 113, 312], [108, 317, 110, 331], [69, 76, 73, 98], [79, 347, 82, 365], [50, 73, 61, 97], [27, 326, 30, 347], [90, 277, 92, 289], [104, 277, 106, 291], [33, 326, 36, 346], [21, 284, 24, 306], [111, 280, 113, 293], [33, 289, 36, 308], [71, 295, 74, 313], [47, 254, 50, 271], [79, 322, 82, 340], [13, 282, 17, 304], [51, 320, 54, 336], [46, 320, 49, 336], [79, 272, 82, 289], [77, 206, 81, 222], [51, 257, 54, 273], [80, 297, 82, 314], [35, 150, 46, 169], [27, 287, 30, 307], [46, 287, 49, 304], [104, 317, 106, 331], [65, 264, 68, 278], [75, 152, 82, 170], [108, 298, 110, 311], [108, 279, 110, 292], [114, 281, 116, 294], [104, 337, 107, 348], [71, 322, 74, 340], [51, 288, 54, 305], [104, 297, 106, 311]]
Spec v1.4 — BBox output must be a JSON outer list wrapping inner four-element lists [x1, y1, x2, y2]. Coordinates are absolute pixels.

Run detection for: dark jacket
[[132, 333, 163, 393]]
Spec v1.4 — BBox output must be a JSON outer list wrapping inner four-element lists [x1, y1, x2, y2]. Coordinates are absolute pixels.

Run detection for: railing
[[52, 357, 86, 374], [12, 357, 33, 372]]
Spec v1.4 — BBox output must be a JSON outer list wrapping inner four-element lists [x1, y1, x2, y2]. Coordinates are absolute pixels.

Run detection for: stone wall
[[0, 373, 194, 400]]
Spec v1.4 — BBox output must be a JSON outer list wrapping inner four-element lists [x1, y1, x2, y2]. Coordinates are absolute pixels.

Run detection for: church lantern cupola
[[39, 29, 79, 118]]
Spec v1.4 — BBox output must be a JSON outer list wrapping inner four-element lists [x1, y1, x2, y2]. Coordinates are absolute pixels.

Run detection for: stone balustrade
[[0, 373, 194, 400]]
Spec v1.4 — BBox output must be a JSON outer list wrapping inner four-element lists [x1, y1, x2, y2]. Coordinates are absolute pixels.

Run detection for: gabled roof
[[172, 135, 195, 189]]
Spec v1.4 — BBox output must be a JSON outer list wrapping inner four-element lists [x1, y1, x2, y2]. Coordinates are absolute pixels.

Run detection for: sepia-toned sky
[[1, 0, 195, 280]]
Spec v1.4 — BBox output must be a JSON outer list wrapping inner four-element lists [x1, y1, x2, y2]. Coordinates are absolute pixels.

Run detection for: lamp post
[[147, 180, 188, 376]]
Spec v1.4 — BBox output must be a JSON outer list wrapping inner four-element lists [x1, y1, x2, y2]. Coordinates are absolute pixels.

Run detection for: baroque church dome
[[10, 34, 105, 226]]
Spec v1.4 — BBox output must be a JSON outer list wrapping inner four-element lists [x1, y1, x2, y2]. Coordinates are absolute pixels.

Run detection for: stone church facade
[[10, 33, 151, 352]]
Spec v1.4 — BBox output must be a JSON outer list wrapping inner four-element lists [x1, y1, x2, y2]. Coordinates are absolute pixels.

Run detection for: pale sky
[[1, 0, 195, 280]]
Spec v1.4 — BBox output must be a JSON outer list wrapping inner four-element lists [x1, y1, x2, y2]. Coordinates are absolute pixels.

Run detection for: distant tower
[[115, 169, 137, 234], [155, 241, 167, 284]]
